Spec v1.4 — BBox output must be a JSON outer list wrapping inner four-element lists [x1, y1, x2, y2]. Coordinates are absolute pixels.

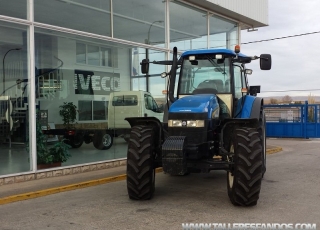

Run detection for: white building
[[0, 0, 269, 178]]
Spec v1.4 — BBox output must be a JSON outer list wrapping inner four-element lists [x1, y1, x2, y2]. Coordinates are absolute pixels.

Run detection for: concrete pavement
[[0, 142, 282, 205]]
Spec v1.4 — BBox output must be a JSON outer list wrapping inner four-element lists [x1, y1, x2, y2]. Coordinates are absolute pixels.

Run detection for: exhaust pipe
[[168, 47, 178, 103]]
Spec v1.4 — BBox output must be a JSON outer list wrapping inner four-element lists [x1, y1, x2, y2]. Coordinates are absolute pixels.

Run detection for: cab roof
[[181, 48, 247, 58]]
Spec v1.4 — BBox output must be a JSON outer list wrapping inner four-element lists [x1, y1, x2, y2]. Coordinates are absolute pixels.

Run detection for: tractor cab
[[178, 51, 233, 96]]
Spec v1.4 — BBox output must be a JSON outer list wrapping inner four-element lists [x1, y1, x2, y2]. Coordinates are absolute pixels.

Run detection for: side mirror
[[141, 59, 149, 74], [260, 54, 271, 70], [249, 85, 261, 96]]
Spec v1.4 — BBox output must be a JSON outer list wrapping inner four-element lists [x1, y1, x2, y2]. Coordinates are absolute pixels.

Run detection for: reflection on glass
[[170, 1, 207, 51], [0, 22, 29, 175], [79, 100, 92, 121], [88, 45, 100, 66], [93, 101, 107, 120], [209, 15, 238, 49], [35, 0, 111, 36], [0, 0, 27, 19], [76, 43, 86, 64], [113, 0, 165, 46], [32, 28, 143, 168]]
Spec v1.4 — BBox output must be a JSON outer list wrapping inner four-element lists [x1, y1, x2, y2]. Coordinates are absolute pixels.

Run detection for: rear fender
[[125, 117, 163, 151]]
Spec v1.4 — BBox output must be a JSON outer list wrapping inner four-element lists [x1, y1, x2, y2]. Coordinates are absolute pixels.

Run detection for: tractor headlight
[[168, 120, 183, 127], [168, 120, 204, 127]]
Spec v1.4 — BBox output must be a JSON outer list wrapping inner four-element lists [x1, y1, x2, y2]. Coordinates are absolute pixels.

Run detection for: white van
[[108, 91, 163, 129]]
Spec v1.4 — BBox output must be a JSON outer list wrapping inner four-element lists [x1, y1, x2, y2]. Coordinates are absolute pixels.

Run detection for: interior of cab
[[193, 79, 224, 94]]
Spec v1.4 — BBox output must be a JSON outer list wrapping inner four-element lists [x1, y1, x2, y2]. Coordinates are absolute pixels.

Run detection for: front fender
[[125, 117, 163, 151], [236, 96, 263, 119]]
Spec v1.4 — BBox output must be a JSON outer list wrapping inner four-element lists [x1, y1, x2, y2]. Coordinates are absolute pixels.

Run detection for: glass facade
[[0, 0, 239, 177], [170, 1, 207, 51], [34, 0, 111, 36]]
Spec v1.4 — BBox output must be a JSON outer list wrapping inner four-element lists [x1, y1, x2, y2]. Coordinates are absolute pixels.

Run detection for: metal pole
[[304, 100, 308, 139], [2, 48, 21, 95]]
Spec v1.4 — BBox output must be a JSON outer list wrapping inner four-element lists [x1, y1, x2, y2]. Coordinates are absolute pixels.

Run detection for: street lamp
[[146, 20, 163, 45], [145, 20, 163, 92], [2, 48, 21, 95]]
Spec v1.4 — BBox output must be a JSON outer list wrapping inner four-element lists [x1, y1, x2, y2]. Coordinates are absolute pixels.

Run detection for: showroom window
[[35, 0, 111, 36], [170, 1, 207, 51], [76, 43, 117, 67], [209, 15, 238, 49], [78, 100, 107, 121]]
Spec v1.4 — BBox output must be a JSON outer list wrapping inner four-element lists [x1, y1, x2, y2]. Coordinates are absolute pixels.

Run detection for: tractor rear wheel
[[227, 127, 263, 206], [126, 125, 155, 200], [259, 111, 267, 177]]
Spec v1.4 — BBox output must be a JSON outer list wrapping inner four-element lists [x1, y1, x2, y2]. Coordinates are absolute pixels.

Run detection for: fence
[[264, 102, 320, 138]]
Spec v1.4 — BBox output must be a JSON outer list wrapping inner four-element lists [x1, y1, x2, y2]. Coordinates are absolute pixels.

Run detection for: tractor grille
[[169, 127, 207, 145], [168, 113, 208, 145]]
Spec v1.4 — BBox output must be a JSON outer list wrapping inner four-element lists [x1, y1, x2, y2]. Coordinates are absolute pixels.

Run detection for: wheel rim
[[102, 134, 112, 147], [228, 144, 235, 189]]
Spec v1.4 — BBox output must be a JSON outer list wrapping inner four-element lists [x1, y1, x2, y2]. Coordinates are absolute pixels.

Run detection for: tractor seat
[[193, 79, 222, 94], [193, 88, 218, 94]]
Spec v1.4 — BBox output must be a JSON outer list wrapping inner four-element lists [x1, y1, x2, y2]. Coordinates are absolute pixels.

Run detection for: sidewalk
[[0, 145, 282, 204]]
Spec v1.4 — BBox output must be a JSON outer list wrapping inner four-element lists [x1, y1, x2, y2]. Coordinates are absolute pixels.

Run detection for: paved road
[[0, 138, 319, 230]]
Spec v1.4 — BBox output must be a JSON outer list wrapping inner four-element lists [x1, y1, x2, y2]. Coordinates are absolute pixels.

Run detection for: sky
[[241, 0, 320, 98]]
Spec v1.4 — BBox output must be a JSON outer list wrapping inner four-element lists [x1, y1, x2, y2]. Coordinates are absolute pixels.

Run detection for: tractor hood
[[169, 94, 219, 119]]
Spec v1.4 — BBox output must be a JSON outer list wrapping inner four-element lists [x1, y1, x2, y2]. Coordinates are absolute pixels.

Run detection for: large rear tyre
[[127, 125, 155, 200], [93, 130, 113, 150], [259, 111, 267, 177], [227, 128, 263, 206]]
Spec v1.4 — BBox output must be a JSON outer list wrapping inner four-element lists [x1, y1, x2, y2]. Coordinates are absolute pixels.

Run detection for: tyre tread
[[228, 127, 263, 206], [126, 125, 155, 200]]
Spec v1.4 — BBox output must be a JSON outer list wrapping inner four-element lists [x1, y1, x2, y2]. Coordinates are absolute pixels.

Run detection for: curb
[[0, 174, 126, 205], [0, 168, 163, 206], [0, 147, 283, 205]]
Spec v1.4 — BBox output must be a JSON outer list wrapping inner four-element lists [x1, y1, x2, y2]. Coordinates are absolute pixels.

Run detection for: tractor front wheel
[[126, 125, 156, 200], [227, 127, 263, 206]]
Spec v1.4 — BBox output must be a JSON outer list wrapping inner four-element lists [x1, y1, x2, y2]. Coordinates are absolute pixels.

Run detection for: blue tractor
[[125, 46, 271, 206]]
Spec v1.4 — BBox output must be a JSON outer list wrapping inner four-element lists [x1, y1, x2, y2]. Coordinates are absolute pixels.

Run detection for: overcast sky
[[241, 0, 320, 98]]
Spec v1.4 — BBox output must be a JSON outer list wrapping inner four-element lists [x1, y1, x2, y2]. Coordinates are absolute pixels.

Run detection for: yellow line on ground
[[0, 168, 164, 206], [1, 147, 283, 206], [266, 147, 283, 154]]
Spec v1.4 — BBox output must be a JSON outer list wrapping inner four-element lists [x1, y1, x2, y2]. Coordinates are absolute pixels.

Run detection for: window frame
[[78, 100, 108, 121], [76, 42, 117, 68]]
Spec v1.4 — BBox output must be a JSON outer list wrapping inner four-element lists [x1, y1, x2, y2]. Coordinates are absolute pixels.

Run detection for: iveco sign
[[74, 69, 120, 95]]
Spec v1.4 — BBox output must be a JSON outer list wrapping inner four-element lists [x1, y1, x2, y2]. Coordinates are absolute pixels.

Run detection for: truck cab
[[108, 91, 163, 129]]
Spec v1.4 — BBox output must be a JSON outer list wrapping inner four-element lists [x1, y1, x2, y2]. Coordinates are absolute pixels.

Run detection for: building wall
[[208, 0, 268, 25]]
